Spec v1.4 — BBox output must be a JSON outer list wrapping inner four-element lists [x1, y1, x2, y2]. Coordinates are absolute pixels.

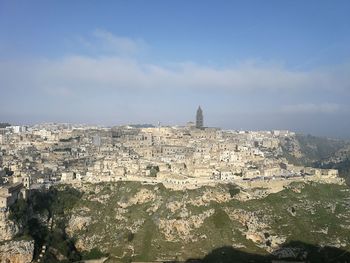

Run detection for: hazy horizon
[[2, 118, 349, 141], [1, 1, 350, 138]]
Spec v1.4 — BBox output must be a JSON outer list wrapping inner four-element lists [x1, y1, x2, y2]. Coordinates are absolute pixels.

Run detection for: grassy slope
[[51, 181, 350, 262]]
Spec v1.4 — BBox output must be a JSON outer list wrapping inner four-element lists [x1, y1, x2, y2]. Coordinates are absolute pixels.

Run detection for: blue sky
[[0, 1, 350, 138]]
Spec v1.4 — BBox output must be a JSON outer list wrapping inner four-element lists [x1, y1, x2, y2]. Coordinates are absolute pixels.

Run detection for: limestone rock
[[246, 232, 264, 243], [0, 240, 34, 263], [188, 189, 231, 206], [287, 206, 296, 216], [66, 215, 92, 236], [48, 247, 67, 261], [158, 209, 214, 242], [118, 188, 156, 207], [0, 212, 20, 242]]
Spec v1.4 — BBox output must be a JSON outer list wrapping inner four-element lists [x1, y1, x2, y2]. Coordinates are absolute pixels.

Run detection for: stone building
[[196, 106, 203, 129], [0, 182, 24, 210]]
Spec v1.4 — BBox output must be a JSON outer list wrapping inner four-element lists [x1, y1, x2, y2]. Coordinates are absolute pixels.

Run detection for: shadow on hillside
[[184, 241, 350, 263], [10, 186, 84, 261]]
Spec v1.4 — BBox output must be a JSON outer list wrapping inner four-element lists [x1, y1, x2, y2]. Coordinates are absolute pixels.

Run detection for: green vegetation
[[9, 186, 85, 261], [242, 182, 350, 247], [134, 218, 157, 261], [211, 208, 230, 229], [146, 164, 159, 177], [9, 198, 30, 226], [296, 134, 344, 161], [81, 248, 106, 260], [9, 181, 350, 262], [282, 134, 346, 166], [228, 184, 240, 197], [77, 182, 350, 261], [281, 134, 350, 184]]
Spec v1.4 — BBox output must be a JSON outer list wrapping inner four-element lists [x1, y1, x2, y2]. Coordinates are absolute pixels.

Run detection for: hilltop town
[[0, 109, 349, 262], [0, 109, 343, 204]]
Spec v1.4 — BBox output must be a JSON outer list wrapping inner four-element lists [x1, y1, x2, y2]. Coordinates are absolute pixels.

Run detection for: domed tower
[[196, 106, 203, 129]]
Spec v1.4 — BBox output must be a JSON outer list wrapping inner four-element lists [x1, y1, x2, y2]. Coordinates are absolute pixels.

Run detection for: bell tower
[[196, 106, 203, 129]]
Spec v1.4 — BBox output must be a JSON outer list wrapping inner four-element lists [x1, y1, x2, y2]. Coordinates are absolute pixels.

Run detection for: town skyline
[[1, 103, 350, 139]]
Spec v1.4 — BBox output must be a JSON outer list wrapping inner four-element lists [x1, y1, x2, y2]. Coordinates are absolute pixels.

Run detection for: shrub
[[82, 247, 106, 260]]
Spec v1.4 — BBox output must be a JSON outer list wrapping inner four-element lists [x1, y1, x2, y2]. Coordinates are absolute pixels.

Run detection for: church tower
[[196, 106, 203, 129]]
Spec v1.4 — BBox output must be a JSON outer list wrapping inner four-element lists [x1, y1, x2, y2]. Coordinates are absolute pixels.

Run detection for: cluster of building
[[0, 107, 340, 209]]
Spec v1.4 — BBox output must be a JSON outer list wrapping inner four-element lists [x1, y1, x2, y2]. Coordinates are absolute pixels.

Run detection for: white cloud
[[93, 29, 145, 54], [75, 29, 146, 55], [1, 55, 349, 96], [1, 25, 350, 100], [2, 29, 348, 96]]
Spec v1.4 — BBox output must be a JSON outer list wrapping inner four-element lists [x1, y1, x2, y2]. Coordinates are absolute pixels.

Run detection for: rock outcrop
[[158, 209, 215, 242], [118, 188, 156, 208], [227, 208, 286, 251], [0, 211, 20, 242], [66, 215, 92, 236], [0, 240, 34, 263]]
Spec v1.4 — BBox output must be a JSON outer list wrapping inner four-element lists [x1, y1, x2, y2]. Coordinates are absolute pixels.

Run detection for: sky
[[0, 1, 350, 138]]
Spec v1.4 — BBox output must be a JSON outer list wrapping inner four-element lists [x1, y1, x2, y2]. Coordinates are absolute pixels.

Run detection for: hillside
[[280, 134, 350, 183], [280, 134, 345, 165], [9, 181, 350, 262]]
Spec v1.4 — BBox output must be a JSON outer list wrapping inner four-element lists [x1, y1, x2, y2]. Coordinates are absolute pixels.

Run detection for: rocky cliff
[[33, 181, 350, 262], [5, 181, 350, 262], [0, 211, 20, 241], [0, 240, 34, 263]]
